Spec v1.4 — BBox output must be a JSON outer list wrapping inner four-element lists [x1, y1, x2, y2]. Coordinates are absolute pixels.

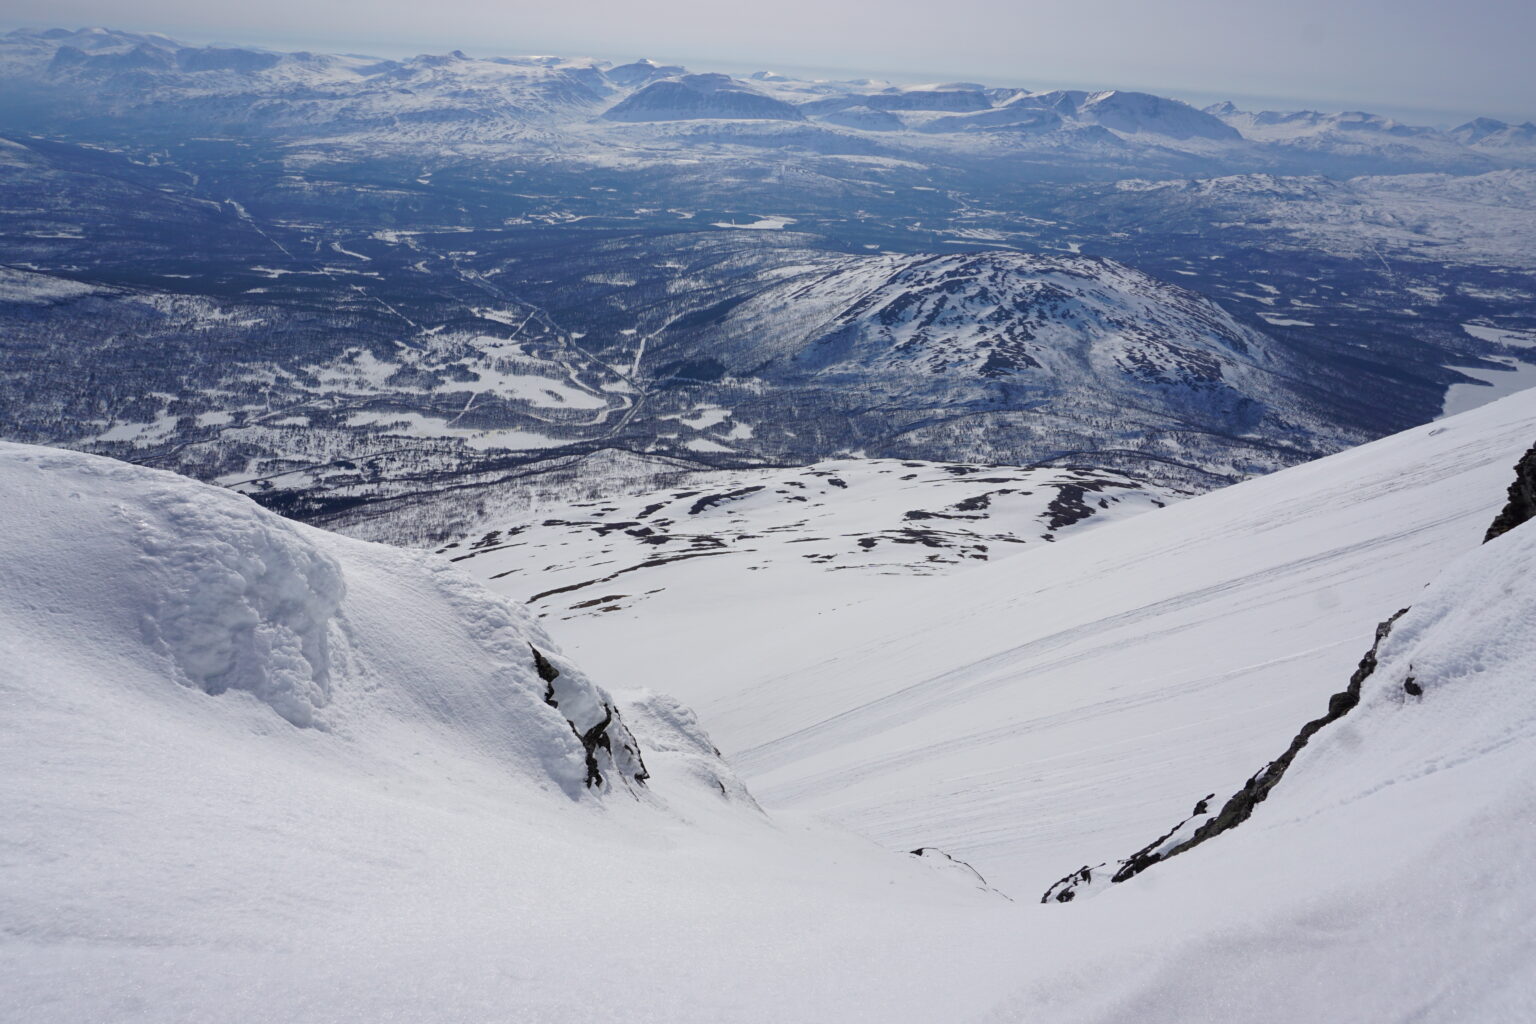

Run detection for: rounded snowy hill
[[601, 73, 805, 122], [653, 249, 1354, 480]]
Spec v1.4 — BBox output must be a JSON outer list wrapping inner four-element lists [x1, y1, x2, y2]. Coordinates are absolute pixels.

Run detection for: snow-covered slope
[[991, 495, 1536, 1023], [685, 251, 1274, 385], [472, 389, 1536, 899], [0, 27, 616, 140], [1204, 103, 1492, 171], [0, 439, 1029, 1022], [602, 73, 804, 122], [1113, 168, 1536, 268], [7, 400, 1536, 1020], [0, 440, 658, 793]]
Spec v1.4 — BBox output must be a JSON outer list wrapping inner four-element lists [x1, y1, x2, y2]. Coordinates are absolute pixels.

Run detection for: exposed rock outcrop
[[1043, 607, 1408, 902], [1484, 442, 1536, 543], [530, 643, 648, 789]]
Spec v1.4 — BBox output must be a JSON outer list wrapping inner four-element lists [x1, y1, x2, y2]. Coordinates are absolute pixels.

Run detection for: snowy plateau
[[4, 22, 1536, 1024]]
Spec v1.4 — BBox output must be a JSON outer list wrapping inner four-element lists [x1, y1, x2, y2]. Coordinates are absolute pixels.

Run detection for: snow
[[448, 458, 1176, 633], [460, 368, 610, 408], [709, 215, 797, 229], [0, 439, 1019, 1023], [342, 410, 561, 449], [507, 389, 1536, 899], [1463, 321, 1536, 349], [1439, 356, 1536, 418], [671, 405, 732, 429], [7, 26, 1536, 1017], [6, 393, 1536, 1020], [682, 436, 734, 453], [1001, 495, 1536, 1023], [0, 441, 629, 778], [0, 266, 101, 303]]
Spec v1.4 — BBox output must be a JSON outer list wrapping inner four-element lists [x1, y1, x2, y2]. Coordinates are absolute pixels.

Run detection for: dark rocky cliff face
[[1484, 443, 1536, 543]]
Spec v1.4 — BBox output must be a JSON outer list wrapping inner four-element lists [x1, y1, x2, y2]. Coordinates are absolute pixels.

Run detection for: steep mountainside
[[462, 388, 1536, 898], [0, 438, 1031, 1022], [8, 401, 1536, 1022]]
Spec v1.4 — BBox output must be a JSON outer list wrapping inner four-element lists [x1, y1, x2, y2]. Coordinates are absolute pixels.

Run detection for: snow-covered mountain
[[7, 21, 1536, 1021], [694, 250, 1271, 385], [7, 388, 1536, 1021], [3, 27, 1532, 175], [645, 249, 1359, 482], [602, 72, 805, 122], [917, 88, 1241, 142], [0, 27, 617, 139], [5, 25, 1534, 527], [0, 438, 1038, 1022], [461, 388, 1536, 899]]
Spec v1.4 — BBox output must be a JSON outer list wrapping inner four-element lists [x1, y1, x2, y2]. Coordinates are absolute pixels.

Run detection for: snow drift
[[0, 440, 650, 794]]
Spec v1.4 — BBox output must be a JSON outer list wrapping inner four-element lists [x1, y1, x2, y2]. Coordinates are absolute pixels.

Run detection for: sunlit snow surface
[[5, 392, 1536, 1021]]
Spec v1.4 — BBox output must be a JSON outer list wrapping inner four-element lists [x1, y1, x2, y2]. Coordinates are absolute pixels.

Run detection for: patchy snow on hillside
[[444, 457, 1179, 630]]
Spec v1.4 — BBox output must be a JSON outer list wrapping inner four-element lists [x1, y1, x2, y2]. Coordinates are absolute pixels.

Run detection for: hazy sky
[[8, 0, 1535, 122]]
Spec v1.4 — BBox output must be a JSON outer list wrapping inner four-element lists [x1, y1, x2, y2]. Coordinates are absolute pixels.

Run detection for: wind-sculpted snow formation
[[0, 440, 653, 794]]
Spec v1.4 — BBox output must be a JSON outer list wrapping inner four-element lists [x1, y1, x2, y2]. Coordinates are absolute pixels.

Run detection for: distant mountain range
[[3, 27, 1533, 176], [2, 26, 1534, 538]]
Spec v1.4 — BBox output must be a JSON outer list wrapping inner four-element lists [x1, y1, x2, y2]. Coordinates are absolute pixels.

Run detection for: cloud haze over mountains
[[6, 0, 1535, 121]]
